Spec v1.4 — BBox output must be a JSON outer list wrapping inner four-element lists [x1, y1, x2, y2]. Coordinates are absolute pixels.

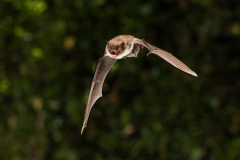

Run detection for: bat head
[[106, 35, 134, 59]]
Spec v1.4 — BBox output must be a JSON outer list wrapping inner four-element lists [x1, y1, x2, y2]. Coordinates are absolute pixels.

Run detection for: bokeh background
[[1, 0, 240, 159]]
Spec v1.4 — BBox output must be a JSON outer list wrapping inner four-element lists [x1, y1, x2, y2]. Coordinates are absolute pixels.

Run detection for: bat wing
[[81, 55, 117, 134], [133, 38, 197, 77]]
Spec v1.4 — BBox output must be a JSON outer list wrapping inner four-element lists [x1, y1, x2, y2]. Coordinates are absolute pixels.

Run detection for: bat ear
[[105, 40, 109, 47]]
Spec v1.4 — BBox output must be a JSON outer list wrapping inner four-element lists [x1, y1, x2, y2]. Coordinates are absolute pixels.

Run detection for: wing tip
[[81, 124, 87, 135], [188, 71, 198, 77], [172, 63, 197, 77], [81, 127, 85, 135], [192, 72, 198, 77]]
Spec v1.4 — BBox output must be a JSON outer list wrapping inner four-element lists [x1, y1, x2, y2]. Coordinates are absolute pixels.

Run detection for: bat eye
[[120, 42, 124, 49]]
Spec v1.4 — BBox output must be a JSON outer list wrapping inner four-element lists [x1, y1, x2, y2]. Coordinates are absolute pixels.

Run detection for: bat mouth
[[110, 51, 118, 58]]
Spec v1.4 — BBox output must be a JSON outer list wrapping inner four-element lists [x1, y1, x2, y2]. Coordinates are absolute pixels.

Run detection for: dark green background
[[1, 0, 240, 159]]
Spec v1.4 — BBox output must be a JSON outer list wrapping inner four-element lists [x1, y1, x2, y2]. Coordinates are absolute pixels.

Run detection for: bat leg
[[132, 50, 138, 57]]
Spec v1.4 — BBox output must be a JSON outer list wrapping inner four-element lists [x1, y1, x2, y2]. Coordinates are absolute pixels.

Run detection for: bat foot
[[138, 44, 144, 49]]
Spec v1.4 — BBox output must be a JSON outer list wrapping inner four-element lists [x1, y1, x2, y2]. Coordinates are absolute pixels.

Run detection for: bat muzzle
[[110, 50, 118, 58]]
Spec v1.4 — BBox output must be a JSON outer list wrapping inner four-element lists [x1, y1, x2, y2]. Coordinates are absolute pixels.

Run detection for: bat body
[[81, 35, 197, 134]]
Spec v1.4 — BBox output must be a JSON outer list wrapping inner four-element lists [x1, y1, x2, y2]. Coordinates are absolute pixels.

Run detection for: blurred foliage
[[0, 0, 240, 159]]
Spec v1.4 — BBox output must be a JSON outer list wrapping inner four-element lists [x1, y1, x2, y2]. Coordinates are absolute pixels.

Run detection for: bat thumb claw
[[147, 52, 151, 56], [92, 78, 100, 82]]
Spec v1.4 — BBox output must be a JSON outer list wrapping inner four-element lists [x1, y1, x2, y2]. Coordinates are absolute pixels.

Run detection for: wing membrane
[[133, 38, 197, 77], [81, 56, 117, 134]]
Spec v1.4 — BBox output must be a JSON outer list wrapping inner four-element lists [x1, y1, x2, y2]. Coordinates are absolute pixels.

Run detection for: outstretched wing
[[133, 38, 197, 77], [81, 55, 117, 134]]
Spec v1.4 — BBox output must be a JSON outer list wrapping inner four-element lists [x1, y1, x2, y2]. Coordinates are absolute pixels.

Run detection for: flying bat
[[81, 35, 197, 134]]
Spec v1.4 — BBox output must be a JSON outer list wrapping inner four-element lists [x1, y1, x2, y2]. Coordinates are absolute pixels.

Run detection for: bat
[[81, 35, 197, 134]]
